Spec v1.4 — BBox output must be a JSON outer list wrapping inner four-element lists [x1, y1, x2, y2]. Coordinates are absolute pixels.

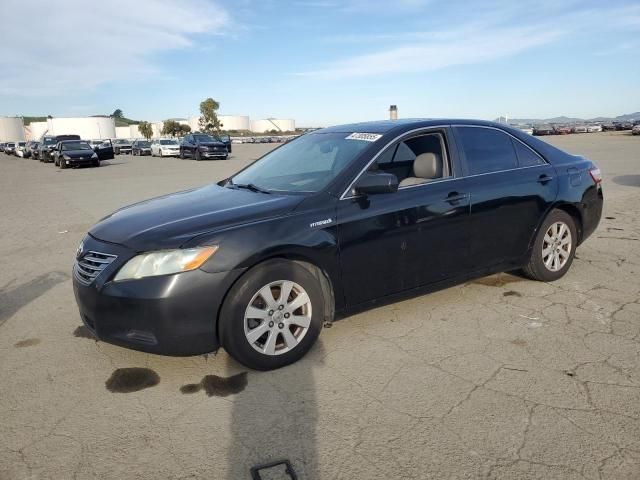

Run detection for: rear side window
[[512, 140, 545, 167], [455, 127, 517, 175]]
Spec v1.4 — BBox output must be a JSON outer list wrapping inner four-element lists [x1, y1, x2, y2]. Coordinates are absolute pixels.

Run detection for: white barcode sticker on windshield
[[345, 132, 382, 142]]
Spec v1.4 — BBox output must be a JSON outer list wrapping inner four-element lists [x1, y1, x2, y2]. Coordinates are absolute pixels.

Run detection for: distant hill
[[495, 112, 640, 124], [22, 115, 140, 127]]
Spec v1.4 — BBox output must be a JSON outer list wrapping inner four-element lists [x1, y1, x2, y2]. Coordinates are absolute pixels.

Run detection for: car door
[[96, 140, 114, 160], [183, 135, 193, 156], [452, 125, 558, 270], [337, 128, 471, 306]]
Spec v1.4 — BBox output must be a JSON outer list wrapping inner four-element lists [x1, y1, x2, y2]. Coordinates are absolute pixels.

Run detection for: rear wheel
[[219, 259, 327, 370], [522, 209, 577, 282], [195, 150, 201, 161]]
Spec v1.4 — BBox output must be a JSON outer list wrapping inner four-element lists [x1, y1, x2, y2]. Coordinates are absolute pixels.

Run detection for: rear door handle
[[445, 192, 468, 204], [537, 174, 553, 184]]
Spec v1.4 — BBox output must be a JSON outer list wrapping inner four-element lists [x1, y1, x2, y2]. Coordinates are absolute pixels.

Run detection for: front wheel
[[195, 150, 201, 161], [179, 149, 185, 159], [522, 209, 577, 282], [219, 259, 327, 370], [59, 158, 67, 169]]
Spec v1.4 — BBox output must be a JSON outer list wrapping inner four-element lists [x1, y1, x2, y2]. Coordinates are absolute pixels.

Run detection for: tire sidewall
[[530, 210, 577, 281], [220, 260, 325, 370]]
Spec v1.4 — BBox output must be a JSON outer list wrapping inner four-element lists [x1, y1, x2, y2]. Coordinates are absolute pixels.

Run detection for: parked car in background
[[615, 122, 633, 130], [4, 142, 16, 155], [533, 125, 554, 136], [632, 124, 640, 135], [587, 125, 602, 133], [52, 140, 102, 168], [24, 141, 39, 159], [0, 143, 6, 153], [132, 139, 152, 156], [572, 125, 588, 133], [72, 119, 603, 369], [602, 123, 616, 131], [553, 126, 572, 135], [151, 138, 180, 157], [517, 127, 534, 135], [217, 133, 232, 153], [39, 134, 81, 163], [179, 133, 228, 160], [113, 139, 132, 155], [15, 141, 27, 157]]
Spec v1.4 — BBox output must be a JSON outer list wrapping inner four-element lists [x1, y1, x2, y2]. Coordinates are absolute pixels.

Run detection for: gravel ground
[[0, 132, 639, 479]]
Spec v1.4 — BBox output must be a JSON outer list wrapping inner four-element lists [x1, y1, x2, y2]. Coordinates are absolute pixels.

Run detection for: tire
[[195, 150, 201, 161], [219, 259, 327, 370], [94, 160, 100, 167], [522, 209, 577, 282], [180, 149, 185, 159], [59, 158, 67, 169], [223, 155, 228, 160]]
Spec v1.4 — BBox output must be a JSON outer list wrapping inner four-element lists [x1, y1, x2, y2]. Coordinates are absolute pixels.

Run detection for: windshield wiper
[[232, 182, 271, 194]]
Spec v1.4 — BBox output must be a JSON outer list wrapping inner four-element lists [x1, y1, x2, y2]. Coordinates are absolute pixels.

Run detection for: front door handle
[[537, 174, 553, 184], [445, 192, 468, 204]]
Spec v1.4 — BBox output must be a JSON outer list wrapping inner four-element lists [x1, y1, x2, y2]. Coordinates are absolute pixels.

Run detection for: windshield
[[115, 139, 129, 144], [137, 141, 151, 147], [160, 139, 177, 145], [43, 137, 56, 145], [194, 134, 216, 143], [231, 132, 373, 193], [61, 142, 92, 151], [18, 142, 26, 146]]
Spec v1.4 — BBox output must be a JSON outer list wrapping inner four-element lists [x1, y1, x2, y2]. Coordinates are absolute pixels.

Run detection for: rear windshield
[[160, 139, 177, 145]]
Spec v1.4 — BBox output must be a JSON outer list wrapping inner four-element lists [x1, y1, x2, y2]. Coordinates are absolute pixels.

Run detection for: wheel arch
[[552, 202, 584, 245], [214, 254, 336, 341]]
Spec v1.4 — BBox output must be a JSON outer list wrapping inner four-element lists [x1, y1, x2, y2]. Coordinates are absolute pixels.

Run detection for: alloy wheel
[[542, 221, 572, 272], [243, 280, 312, 356]]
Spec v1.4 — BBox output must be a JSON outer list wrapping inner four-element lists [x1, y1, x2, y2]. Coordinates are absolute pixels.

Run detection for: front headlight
[[113, 246, 218, 282], [63, 154, 71, 160], [91, 153, 98, 158]]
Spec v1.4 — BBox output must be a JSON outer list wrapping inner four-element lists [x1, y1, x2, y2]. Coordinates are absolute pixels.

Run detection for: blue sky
[[1, 0, 639, 126]]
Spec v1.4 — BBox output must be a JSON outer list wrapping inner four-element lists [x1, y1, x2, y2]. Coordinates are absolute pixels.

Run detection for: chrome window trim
[[340, 123, 548, 201]]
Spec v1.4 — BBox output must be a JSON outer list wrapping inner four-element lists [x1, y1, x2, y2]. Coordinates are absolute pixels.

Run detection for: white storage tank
[[187, 117, 200, 133], [47, 117, 115, 139], [129, 124, 141, 138], [251, 118, 295, 133], [219, 115, 250, 131], [0, 116, 26, 142], [115, 126, 130, 139], [25, 121, 48, 140]]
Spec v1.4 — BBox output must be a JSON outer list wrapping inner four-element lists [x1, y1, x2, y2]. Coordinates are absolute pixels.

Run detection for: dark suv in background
[[39, 134, 81, 163], [179, 133, 228, 160]]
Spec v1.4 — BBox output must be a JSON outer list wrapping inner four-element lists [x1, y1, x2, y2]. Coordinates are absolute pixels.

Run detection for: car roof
[[318, 118, 512, 134]]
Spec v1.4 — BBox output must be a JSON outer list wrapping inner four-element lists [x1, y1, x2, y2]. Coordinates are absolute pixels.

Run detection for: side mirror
[[354, 171, 399, 195]]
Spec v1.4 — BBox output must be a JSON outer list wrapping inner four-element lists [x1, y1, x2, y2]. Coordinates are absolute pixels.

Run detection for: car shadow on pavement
[[613, 174, 640, 187], [0, 271, 68, 327], [227, 342, 323, 479]]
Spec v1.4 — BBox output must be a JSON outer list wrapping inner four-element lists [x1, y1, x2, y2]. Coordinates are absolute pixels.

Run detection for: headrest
[[413, 152, 442, 179]]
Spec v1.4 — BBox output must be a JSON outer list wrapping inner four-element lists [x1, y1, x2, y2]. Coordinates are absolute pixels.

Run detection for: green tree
[[179, 124, 192, 136], [138, 121, 153, 140], [112, 109, 124, 119], [198, 98, 223, 134], [161, 120, 180, 137]]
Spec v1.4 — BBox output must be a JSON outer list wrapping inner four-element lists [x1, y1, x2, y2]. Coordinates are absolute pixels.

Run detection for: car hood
[[89, 184, 303, 251], [64, 149, 95, 157]]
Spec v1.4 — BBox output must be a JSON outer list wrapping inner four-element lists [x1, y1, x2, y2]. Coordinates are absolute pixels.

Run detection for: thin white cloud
[[0, 0, 230, 96], [297, 2, 640, 79]]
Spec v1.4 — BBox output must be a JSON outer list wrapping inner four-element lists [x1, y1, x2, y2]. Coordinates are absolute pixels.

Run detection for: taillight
[[589, 166, 602, 184]]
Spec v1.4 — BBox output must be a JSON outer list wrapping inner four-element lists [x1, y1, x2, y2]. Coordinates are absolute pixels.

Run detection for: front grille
[[74, 251, 117, 285]]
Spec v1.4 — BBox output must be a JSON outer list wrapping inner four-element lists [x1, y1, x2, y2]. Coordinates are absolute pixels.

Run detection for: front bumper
[[65, 157, 97, 166], [72, 235, 245, 356], [200, 150, 227, 158], [159, 150, 179, 156]]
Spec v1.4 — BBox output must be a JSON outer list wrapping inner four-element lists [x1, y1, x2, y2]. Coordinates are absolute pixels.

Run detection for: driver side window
[[369, 132, 450, 187]]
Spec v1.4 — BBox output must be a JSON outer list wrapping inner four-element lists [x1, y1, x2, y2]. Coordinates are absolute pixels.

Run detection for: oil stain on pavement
[[105, 368, 160, 393], [14, 338, 41, 348], [180, 372, 248, 397], [503, 290, 522, 297]]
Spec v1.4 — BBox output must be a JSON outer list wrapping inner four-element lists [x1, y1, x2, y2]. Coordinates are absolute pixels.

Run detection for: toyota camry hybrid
[[73, 119, 603, 370]]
